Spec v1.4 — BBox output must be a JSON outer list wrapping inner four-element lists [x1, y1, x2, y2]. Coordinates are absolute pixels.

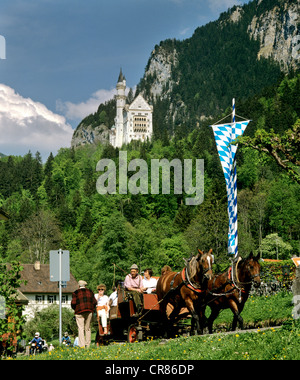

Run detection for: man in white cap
[[124, 264, 144, 316], [71, 280, 97, 348]]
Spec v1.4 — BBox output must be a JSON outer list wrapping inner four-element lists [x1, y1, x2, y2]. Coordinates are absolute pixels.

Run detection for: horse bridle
[[232, 259, 260, 289]]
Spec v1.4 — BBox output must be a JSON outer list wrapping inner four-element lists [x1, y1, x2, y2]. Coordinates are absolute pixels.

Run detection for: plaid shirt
[[71, 287, 97, 314]]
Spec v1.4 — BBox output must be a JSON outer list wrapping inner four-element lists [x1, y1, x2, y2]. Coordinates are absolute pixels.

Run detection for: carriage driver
[[124, 264, 144, 317]]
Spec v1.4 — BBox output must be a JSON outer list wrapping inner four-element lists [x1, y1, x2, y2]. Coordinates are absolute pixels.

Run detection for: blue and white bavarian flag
[[211, 120, 250, 257]]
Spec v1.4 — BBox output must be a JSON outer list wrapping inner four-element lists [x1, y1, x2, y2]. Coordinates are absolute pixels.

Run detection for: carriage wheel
[[128, 324, 138, 343]]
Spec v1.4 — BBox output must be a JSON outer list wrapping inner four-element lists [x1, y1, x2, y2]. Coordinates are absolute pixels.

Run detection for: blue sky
[[0, 0, 249, 160]]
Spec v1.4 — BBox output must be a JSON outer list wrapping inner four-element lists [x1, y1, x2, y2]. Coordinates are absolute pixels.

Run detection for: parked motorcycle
[[29, 342, 38, 355]]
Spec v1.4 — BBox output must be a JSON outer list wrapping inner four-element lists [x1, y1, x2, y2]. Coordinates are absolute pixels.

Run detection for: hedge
[[260, 259, 296, 284]]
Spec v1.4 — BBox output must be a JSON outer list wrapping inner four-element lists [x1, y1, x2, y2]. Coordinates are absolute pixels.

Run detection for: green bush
[[23, 305, 77, 341], [260, 259, 296, 283]]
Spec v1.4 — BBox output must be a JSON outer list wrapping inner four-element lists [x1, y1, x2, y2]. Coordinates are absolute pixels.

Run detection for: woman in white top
[[142, 268, 157, 293], [108, 287, 118, 307], [95, 284, 109, 334]]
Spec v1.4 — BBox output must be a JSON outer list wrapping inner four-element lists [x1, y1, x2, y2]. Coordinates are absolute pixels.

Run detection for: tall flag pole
[[210, 99, 250, 259]]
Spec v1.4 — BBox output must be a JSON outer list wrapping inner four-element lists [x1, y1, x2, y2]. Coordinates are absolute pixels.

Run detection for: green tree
[[3, 189, 35, 225], [266, 178, 300, 242], [173, 204, 194, 232], [0, 156, 17, 197], [78, 207, 93, 237], [154, 234, 190, 273], [94, 212, 129, 287], [18, 209, 62, 263], [127, 218, 160, 272], [237, 188, 255, 255], [0, 262, 25, 350], [184, 194, 228, 261], [23, 304, 77, 341], [43, 152, 55, 205], [249, 180, 269, 254], [98, 110, 108, 125], [260, 233, 293, 260]]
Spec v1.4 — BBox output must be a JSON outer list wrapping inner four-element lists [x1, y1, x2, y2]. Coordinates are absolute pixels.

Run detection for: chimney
[[34, 261, 41, 271]]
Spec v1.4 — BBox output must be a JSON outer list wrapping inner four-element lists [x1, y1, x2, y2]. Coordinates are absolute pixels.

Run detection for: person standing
[[71, 280, 97, 348]]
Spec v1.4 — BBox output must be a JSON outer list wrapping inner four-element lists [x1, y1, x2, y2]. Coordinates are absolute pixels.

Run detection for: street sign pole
[[59, 248, 62, 346], [50, 249, 70, 347]]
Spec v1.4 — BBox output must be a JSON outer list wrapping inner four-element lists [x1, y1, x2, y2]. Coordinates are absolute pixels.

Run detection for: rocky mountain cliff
[[141, 0, 299, 101], [248, 0, 299, 72], [71, 123, 110, 149], [72, 0, 299, 148]]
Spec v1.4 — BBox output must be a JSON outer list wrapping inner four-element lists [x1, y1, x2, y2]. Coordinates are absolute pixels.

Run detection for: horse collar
[[182, 268, 205, 294], [228, 265, 246, 294]]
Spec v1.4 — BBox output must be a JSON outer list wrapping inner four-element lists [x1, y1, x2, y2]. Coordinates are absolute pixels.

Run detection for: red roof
[[262, 259, 282, 262], [18, 263, 78, 294]]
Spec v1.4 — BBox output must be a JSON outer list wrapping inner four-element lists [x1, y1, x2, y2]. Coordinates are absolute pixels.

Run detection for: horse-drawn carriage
[[95, 250, 261, 345], [95, 249, 215, 344], [95, 285, 191, 344]]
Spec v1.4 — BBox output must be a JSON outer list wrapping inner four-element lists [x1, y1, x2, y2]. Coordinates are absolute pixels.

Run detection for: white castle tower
[[110, 69, 153, 148], [115, 69, 127, 148]]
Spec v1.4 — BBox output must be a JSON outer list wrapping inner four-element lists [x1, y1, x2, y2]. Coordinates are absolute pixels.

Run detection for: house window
[[48, 295, 56, 304], [62, 295, 68, 303], [35, 295, 44, 303]]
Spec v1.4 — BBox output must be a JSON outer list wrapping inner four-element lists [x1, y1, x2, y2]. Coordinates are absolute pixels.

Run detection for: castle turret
[[115, 68, 126, 148]]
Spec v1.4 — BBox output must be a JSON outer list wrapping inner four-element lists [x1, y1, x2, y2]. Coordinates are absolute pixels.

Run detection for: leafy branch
[[0, 262, 26, 351], [236, 119, 300, 184]]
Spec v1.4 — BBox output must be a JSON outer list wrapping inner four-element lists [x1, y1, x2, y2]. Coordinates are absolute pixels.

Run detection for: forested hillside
[[0, 74, 299, 290]]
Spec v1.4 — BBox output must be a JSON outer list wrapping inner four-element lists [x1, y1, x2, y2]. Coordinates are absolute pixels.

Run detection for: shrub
[[260, 259, 295, 284], [23, 305, 77, 341]]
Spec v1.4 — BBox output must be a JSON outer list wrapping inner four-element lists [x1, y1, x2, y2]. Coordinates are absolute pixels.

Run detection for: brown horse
[[156, 249, 214, 336], [204, 252, 261, 333]]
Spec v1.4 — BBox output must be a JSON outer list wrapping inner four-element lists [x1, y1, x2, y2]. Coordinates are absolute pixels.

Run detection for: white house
[[110, 69, 153, 148], [18, 261, 79, 320]]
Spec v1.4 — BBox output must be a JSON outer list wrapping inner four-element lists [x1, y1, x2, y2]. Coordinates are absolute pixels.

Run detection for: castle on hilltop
[[109, 69, 153, 148]]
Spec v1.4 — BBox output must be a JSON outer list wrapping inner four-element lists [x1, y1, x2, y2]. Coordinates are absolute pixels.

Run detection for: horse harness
[[208, 259, 258, 303], [169, 267, 206, 296], [166, 258, 259, 303], [137, 266, 204, 322]]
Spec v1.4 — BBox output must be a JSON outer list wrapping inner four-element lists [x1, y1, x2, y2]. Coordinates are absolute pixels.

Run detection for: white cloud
[[0, 84, 73, 160], [56, 85, 136, 122], [179, 27, 191, 36], [56, 88, 117, 121]]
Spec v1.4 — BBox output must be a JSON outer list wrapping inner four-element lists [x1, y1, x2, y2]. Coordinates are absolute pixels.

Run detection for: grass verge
[[14, 292, 298, 360], [17, 320, 300, 360]]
